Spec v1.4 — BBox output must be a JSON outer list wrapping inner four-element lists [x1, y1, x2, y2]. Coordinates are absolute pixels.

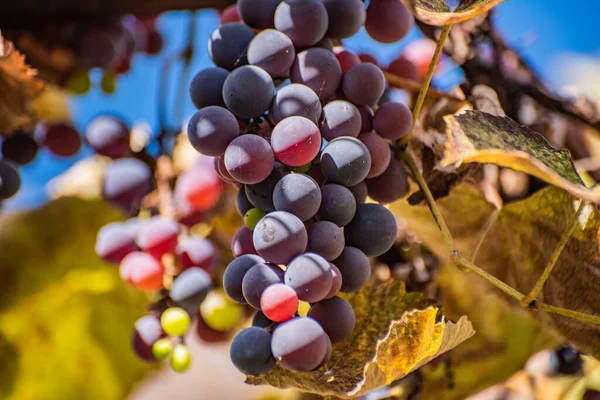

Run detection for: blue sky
[[6, 0, 600, 211]]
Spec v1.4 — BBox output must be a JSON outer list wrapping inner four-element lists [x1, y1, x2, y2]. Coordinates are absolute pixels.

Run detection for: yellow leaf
[[247, 281, 474, 398], [401, 0, 505, 26]]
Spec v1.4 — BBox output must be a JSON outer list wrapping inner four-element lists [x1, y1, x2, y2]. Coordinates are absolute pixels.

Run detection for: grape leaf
[[401, 0, 505, 26], [246, 281, 475, 398], [0, 198, 155, 399], [393, 183, 600, 359], [0, 34, 45, 134], [441, 110, 600, 202]]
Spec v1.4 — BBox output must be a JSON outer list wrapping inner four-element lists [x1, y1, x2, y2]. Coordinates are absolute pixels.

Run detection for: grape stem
[[397, 24, 452, 147], [396, 24, 600, 327]]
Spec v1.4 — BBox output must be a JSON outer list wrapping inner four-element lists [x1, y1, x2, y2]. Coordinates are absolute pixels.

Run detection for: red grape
[[120, 251, 165, 291], [260, 283, 298, 322]]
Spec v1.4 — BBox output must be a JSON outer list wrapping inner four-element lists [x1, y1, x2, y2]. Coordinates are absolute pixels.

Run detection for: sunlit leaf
[[401, 0, 505, 26], [0, 198, 155, 399], [441, 110, 600, 203], [0, 34, 44, 133], [247, 281, 474, 398]]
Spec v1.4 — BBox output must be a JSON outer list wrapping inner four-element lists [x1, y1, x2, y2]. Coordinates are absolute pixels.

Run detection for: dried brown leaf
[[401, 0, 505, 26]]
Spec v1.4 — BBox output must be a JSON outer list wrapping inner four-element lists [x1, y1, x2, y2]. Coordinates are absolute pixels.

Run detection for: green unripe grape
[[160, 307, 191, 336], [292, 162, 311, 174], [200, 290, 243, 331], [244, 208, 266, 230], [152, 338, 172, 360], [170, 344, 191, 373], [67, 71, 91, 95], [101, 72, 117, 95]]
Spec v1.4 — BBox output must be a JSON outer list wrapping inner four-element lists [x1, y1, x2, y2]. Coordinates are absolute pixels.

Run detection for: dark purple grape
[[132, 315, 163, 362], [358, 131, 391, 178], [322, 0, 366, 39], [358, 105, 374, 133], [365, 0, 414, 44], [273, 173, 321, 221], [326, 263, 343, 299], [313, 37, 334, 52], [230, 327, 276, 375], [95, 222, 139, 264], [317, 184, 356, 227], [176, 236, 217, 275], [320, 137, 371, 187], [333, 246, 370, 292], [187, 106, 239, 156], [270, 84, 322, 125], [252, 310, 277, 329], [274, 0, 328, 48], [248, 29, 295, 78], [373, 102, 412, 140], [208, 22, 255, 70], [320, 100, 362, 141], [170, 267, 213, 311], [236, 187, 254, 216], [237, 0, 282, 29], [222, 65, 275, 119], [0, 160, 20, 199], [343, 63, 386, 106], [189, 67, 229, 109], [253, 211, 308, 264], [366, 158, 409, 203], [348, 181, 368, 204], [242, 263, 284, 309], [271, 317, 329, 372], [224, 134, 274, 184], [232, 226, 259, 257], [1, 133, 38, 165], [290, 48, 342, 100], [36, 122, 82, 157], [223, 254, 266, 303], [344, 203, 397, 257], [285, 253, 332, 302], [85, 115, 130, 159], [245, 163, 288, 212], [102, 158, 153, 209], [306, 221, 344, 261], [308, 296, 355, 343]]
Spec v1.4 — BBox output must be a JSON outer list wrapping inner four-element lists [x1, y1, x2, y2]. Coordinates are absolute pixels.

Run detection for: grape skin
[[344, 203, 397, 257], [322, 0, 366, 39], [271, 317, 329, 372], [120, 251, 165, 292], [0, 160, 20, 199], [372, 102, 413, 140], [174, 165, 222, 212], [230, 327, 276, 376], [175, 236, 217, 274], [333, 246, 370, 293], [252, 310, 277, 329], [248, 29, 296, 78], [187, 106, 239, 157], [237, 0, 281, 29], [358, 131, 392, 178], [95, 222, 139, 264], [1, 133, 38, 165], [365, 0, 414, 44], [285, 253, 333, 303], [223, 254, 265, 303], [232, 226, 259, 257], [308, 296, 355, 343], [317, 184, 357, 227], [273, 173, 321, 221], [320, 100, 362, 141], [271, 116, 322, 167], [236, 187, 255, 217], [208, 22, 255, 70], [348, 181, 368, 204], [306, 221, 344, 261], [326, 263, 343, 299], [253, 211, 308, 265], [290, 48, 342, 101], [136, 216, 180, 259], [224, 134, 274, 185], [333, 46, 361, 73], [274, 0, 328, 48], [84, 116, 130, 159], [343, 63, 386, 106], [222, 65, 275, 119], [103, 158, 153, 210], [366, 158, 409, 204], [387, 55, 420, 82], [132, 315, 164, 362], [189, 67, 229, 109], [245, 163, 288, 212], [357, 105, 374, 133], [320, 137, 371, 187], [270, 84, 322, 125], [170, 267, 213, 311], [260, 283, 298, 322], [242, 263, 284, 309]]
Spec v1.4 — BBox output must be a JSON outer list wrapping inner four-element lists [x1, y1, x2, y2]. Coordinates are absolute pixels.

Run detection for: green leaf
[[247, 281, 474, 398], [401, 0, 505, 26], [441, 110, 600, 203], [0, 198, 156, 399], [393, 184, 600, 359]]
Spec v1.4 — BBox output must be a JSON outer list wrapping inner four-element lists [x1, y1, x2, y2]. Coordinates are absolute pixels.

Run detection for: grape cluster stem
[[396, 24, 600, 327]]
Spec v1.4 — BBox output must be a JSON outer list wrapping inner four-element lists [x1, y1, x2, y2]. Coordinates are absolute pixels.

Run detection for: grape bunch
[[185, 0, 415, 375]]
